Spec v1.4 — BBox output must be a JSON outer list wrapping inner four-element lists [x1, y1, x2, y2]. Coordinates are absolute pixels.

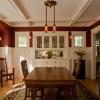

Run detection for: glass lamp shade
[[44, 24, 48, 33], [53, 24, 56, 32], [0, 37, 2, 41]]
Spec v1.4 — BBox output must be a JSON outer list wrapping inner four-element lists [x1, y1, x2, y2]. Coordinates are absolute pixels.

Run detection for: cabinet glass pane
[[52, 36, 57, 48], [44, 36, 49, 48], [35, 50, 58, 59], [37, 36, 42, 48], [59, 36, 64, 48]]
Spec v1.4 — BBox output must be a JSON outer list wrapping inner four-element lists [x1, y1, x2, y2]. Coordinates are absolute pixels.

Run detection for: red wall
[[0, 20, 91, 47], [0, 21, 15, 47], [86, 30, 91, 47]]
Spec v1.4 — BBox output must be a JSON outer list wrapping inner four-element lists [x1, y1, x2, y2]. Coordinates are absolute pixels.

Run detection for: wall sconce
[[29, 31, 32, 39], [0, 37, 2, 41]]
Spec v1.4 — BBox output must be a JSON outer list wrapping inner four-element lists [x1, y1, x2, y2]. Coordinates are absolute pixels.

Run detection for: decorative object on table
[[58, 51, 63, 57], [75, 49, 85, 60], [46, 50, 57, 59]]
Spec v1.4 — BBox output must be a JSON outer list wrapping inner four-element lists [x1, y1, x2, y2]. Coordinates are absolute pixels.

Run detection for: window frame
[[72, 32, 86, 47], [15, 32, 30, 47]]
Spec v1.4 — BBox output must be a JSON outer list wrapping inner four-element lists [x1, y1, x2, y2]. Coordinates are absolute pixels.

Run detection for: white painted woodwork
[[0, 31, 95, 79], [6, 31, 91, 79], [91, 26, 100, 79]]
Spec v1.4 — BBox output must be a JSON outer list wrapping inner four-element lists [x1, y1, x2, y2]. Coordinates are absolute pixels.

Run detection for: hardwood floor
[[0, 78, 100, 98], [0, 78, 22, 97], [80, 79, 100, 97], [81, 79, 100, 96]]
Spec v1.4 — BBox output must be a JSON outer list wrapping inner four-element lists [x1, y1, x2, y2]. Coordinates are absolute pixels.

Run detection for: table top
[[25, 67, 76, 86]]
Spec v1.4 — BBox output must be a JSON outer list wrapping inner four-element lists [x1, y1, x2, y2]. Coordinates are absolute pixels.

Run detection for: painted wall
[[0, 20, 93, 79], [0, 21, 15, 47], [10, 31, 92, 79]]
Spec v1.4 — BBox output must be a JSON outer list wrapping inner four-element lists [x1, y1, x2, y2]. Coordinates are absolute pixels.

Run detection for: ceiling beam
[[68, 0, 94, 26], [13, 26, 89, 31], [8, 0, 31, 26], [89, 20, 100, 30]]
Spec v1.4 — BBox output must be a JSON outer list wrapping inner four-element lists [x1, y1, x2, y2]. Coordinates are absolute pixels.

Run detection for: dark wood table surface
[[25, 67, 76, 86], [25, 67, 76, 100]]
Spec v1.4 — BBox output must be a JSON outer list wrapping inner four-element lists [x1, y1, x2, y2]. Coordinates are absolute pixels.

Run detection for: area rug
[[0, 81, 99, 100]]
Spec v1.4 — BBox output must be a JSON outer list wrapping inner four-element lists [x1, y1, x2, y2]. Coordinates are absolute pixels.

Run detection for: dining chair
[[0, 58, 15, 87], [4, 60, 28, 100], [21, 60, 31, 99], [21, 60, 29, 79], [21, 60, 45, 100]]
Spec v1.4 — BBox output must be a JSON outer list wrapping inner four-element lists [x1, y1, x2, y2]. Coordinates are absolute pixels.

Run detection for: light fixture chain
[[46, 5, 47, 25]]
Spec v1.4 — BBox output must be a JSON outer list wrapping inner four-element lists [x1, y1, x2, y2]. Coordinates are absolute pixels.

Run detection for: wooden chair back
[[21, 60, 29, 78], [0, 58, 7, 72], [0, 57, 15, 87]]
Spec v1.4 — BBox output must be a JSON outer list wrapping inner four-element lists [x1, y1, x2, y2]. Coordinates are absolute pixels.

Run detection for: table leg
[[31, 88, 36, 100], [63, 86, 77, 100]]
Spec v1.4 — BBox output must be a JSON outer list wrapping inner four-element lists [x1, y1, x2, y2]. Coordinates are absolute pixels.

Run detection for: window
[[18, 36, 27, 47], [15, 32, 29, 47], [74, 36, 83, 47]]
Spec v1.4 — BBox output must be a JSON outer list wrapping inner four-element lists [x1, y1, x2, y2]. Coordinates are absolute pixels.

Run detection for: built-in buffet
[[33, 33, 67, 67]]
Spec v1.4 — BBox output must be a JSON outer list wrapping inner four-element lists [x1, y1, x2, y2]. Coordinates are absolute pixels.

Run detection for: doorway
[[96, 31, 100, 79]]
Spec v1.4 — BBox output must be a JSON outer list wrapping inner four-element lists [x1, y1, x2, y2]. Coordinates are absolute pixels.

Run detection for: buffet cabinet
[[33, 33, 68, 68]]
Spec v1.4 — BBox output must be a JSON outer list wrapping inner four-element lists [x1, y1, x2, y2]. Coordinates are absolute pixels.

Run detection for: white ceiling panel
[[76, 0, 100, 26], [0, 0, 26, 22], [0, 0, 99, 27]]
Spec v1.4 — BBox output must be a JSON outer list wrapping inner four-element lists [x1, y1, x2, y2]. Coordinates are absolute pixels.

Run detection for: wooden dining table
[[25, 67, 77, 100]]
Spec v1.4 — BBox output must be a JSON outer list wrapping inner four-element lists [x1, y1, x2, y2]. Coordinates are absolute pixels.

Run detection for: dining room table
[[25, 67, 77, 100]]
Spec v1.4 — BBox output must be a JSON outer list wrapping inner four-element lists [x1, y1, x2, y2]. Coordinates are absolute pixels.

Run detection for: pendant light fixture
[[53, 4, 56, 32], [44, 5, 48, 33], [44, 0, 57, 33]]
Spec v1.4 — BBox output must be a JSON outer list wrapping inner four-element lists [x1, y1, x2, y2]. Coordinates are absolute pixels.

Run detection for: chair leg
[[1, 77, 3, 87], [73, 86, 77, 100], [25, 87, 27, 100], [31, 88, 36, 100], [63, 87, 77, 100], [13, 74, 15, 84]]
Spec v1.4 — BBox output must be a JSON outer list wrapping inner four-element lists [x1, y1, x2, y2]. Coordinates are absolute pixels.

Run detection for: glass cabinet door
[[59, 36, 64, 48], [37, 36, 42, 48], [37, 35, 64, 48], [44, 36, 49, 48], [52, 36, 57, 48]]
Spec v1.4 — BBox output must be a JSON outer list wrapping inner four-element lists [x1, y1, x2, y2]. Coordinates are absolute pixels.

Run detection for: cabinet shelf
[[35, 50, 63, 59]]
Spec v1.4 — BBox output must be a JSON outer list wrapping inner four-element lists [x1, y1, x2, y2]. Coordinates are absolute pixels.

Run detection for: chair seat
[[1, 71, 14, 76]]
